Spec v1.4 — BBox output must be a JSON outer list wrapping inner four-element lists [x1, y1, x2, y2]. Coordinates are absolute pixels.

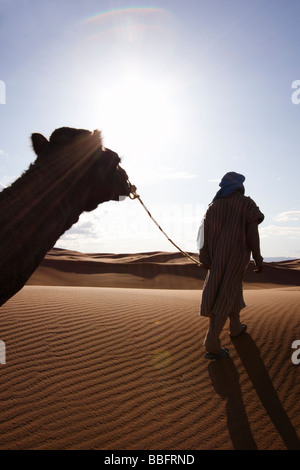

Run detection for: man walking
[[198, 172, 264, 359]]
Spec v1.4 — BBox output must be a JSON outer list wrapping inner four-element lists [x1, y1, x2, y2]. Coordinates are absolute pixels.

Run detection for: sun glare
[[94, 72, 178, 158]]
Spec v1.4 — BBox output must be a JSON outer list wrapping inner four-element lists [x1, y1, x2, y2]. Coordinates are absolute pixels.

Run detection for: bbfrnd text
[[104, 454, 195, 467]]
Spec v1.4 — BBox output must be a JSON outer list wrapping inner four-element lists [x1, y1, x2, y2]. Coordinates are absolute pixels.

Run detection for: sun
[[94, 72, 178, 158], [107, 73, 168, 124]]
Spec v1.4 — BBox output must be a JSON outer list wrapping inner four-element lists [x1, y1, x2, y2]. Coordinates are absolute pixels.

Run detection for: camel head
[[31, 127, 132, 211]]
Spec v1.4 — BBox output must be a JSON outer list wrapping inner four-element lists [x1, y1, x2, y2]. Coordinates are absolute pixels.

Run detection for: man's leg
[[228, 310, 244, 336], [204, 313, 227, 353]]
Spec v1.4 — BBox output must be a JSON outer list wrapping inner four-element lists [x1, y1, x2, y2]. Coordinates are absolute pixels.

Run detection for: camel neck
[[0, 160, 86, 306]]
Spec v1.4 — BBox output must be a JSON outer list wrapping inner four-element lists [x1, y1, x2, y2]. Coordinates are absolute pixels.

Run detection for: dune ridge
[[27, 248, 300, 290]]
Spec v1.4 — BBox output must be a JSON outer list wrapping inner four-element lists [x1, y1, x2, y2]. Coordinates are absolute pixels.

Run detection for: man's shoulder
[[244, 195, 259, 206]]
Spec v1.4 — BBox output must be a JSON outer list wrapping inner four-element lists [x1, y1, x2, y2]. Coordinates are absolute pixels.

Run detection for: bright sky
[[1, 0, 300, 259]]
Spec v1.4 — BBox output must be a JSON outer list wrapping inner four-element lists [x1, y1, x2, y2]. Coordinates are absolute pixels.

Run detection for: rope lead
[[128, 183, 201, 267]]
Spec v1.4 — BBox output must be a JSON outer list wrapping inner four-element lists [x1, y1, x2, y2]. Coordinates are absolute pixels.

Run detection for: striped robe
[[199, 191, 264, 318]]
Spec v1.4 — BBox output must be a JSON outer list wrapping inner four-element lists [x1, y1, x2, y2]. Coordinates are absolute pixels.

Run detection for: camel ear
[[31, 133, 49, 157], [92, 129, 103, 146]]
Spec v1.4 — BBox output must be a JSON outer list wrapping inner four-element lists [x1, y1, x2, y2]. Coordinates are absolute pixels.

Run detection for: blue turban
[[212, 172, 245, 202]]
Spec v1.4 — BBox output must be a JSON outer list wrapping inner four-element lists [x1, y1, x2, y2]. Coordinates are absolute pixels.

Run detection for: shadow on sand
[[208, 333, 300, 450]]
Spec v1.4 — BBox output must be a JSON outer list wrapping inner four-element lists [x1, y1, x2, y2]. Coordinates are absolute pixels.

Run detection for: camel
[[0, 127, 132, 307]]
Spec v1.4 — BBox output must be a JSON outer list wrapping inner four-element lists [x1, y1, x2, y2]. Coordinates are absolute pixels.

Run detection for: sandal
[[230, 324, 247, 338], [204, 347, 230, 360]]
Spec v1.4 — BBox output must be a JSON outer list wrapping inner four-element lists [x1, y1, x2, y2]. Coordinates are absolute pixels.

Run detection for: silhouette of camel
[[0, 127, 132, 307]]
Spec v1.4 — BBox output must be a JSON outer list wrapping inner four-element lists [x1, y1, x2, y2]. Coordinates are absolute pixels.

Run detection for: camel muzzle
[[112, 165, 132, 201]]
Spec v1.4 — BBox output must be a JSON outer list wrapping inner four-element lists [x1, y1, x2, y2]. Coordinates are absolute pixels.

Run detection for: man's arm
[[199, 217, 211, 270], [247, 221, 263, 273]]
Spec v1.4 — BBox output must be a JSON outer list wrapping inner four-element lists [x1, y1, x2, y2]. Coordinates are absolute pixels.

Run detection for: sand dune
[[0, 249, 299, 450], [27, 248, 300, 290]]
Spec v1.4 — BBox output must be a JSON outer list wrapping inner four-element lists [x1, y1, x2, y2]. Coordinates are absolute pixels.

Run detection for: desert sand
[[0, 248, 299, 450]]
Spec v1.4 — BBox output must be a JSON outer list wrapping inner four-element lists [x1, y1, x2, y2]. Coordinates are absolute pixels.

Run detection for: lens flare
[[151, 349, 173, 369], [82, 7, 169, 24], [80, 6, 176, 46]]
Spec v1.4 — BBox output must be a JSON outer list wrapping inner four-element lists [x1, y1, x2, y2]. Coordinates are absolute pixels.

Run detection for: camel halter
[[128, 184, 201, 267]]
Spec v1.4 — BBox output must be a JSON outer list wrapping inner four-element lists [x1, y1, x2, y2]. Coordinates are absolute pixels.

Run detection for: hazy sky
[[1, 0, 300, 258]]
